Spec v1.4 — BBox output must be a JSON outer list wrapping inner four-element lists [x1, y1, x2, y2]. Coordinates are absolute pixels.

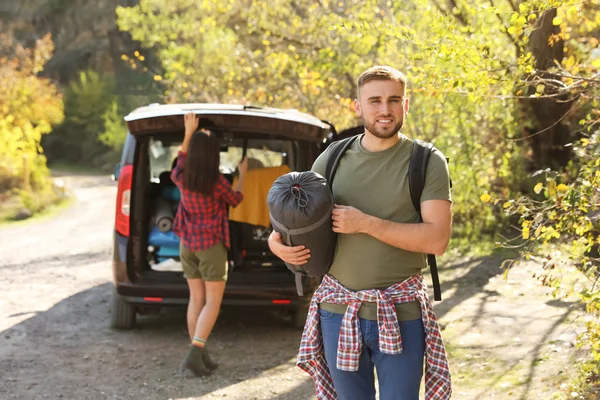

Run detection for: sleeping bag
[[154, 197, 174, 232], [267, 171, 336, 295]]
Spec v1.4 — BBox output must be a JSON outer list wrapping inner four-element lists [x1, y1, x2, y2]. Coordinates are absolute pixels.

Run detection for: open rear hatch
[[124, 103, 329, 141], [122, 104, 331, 285]]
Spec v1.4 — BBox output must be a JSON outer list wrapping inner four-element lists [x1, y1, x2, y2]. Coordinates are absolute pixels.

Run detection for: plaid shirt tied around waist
[[297, 274, 452, 400]]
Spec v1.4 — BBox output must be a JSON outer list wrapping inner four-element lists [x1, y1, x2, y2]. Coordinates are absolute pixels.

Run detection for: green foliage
[[0, 33, 64, 213], [44, 0, 76, 13], [43, 70, 116, 163], [565, 361, 600, 400], [43, 49, 163, 164], [98, 99, 127, 151], [115, 1, 600, 232], [115, 0, 596, 239], [487, 130, 600, 391]]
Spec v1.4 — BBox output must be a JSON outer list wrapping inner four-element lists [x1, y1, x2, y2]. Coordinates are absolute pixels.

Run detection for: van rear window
[[148, 138, 293, 183], [219, 138, 293, 173]]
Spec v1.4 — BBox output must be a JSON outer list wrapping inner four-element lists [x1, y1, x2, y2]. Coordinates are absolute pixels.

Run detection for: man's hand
[[184, 112, 199, 137], [331, 204, 370, 234], [267, 231, 311, 265]]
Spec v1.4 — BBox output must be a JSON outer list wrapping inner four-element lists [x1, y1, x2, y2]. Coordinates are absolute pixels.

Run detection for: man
[[268, 66, 452, 399]]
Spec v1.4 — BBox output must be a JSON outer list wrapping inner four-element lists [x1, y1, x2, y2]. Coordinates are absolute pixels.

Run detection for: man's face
[[354, 79, 409, 139]]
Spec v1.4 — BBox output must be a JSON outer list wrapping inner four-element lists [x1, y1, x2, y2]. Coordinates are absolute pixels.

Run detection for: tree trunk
[[521, 8, 574, 171]]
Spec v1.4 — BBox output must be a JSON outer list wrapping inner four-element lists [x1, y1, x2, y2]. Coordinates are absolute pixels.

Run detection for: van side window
[[149, 139, 180, 183]]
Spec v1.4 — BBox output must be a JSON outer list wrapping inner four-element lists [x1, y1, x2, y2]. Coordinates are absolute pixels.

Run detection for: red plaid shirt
[[170, 151, 243, 251], [297, 274, 452, 399]]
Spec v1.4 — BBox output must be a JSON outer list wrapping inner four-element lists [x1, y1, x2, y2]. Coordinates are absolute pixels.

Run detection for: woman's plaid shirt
[[297, 274, 452, 399], [170, 151, 243, 251]]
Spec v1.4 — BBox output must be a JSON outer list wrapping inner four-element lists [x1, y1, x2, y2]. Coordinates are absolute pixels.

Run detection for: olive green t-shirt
[[311, 134, 452, 321]]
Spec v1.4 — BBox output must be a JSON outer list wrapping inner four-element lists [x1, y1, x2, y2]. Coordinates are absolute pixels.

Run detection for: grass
[[1, 161, 110, 227], [1, 157, 118, 228], [0, 194, 74, 229], [563, 364, 600, 400]]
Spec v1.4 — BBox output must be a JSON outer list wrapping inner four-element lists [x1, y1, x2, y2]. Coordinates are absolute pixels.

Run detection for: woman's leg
[[179, 244, 205, 341], [186, 280, 225, 371], [193, 242, 228, 343], [186, 278, 205, 341], [193, 280, 226, 341], [181, 279, 224, 376], [186, 242, 228, 371], [180, 243, 221, 376]]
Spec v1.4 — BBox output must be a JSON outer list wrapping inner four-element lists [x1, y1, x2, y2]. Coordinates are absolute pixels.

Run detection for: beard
[[363, 117, 403, 139]]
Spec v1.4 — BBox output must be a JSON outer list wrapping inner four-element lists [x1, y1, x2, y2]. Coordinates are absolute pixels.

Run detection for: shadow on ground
[[429, 253, 586, 399], [1, 282, 315, 400]]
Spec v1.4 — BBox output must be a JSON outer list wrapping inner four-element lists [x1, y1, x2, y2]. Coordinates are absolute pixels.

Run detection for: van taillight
[[115, 165, 133, 237]]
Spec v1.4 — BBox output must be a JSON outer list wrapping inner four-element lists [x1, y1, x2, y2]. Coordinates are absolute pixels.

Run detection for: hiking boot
[[181, 345, 212, 377]]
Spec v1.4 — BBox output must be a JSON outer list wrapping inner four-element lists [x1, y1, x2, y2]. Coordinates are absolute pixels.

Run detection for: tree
[[42, 70, 115, 164], [0, 32, 63, 196], [115, 0, 599, 238]]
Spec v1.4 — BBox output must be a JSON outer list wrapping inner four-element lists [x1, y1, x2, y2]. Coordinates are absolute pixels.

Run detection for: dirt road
[[0, 173, 590, 400], [0, 175, 315, 400]]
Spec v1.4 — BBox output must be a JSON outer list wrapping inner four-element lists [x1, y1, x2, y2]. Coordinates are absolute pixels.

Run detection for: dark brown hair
[[357, 66, 407, 97], [183, 129, 220, 194]]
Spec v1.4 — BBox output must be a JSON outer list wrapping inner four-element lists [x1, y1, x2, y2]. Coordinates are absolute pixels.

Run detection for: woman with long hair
[[170, 112, 247, 376]]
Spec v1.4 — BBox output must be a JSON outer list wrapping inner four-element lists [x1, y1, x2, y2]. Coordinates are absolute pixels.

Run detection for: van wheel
[[291, 306, 309, 329], [110, 288, 136, 329]]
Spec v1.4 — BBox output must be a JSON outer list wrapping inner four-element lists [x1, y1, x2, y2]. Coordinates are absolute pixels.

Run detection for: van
[[111, 103, 333, 329]]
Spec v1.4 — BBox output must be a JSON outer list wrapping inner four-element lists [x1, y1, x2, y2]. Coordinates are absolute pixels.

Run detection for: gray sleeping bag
[[267, 171, 336, 296]]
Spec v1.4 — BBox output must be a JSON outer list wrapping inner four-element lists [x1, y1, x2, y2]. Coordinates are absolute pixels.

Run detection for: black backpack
[[325, 135, 449, 301]]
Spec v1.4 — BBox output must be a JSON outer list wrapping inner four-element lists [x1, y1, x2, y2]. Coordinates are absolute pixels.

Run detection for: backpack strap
[[408, 139, 433, 215], [409, 139, 442, 301], [427, 254, 442, 301], [325, 136, 358, 187], [294, 273, 304, 296]]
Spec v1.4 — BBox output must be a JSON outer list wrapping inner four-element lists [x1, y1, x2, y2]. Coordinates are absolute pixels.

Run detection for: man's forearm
[[362, 215, 449, 255]]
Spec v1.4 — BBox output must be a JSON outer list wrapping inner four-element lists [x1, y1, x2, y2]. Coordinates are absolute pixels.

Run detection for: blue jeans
[[319, 309, 425, 400]]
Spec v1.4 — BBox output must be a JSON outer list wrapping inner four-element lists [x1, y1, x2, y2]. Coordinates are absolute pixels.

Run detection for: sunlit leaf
[[565, 56, 576, 69], [548, 181, 557, 197], [534, 182, 544, 194], [557, 183, 568, 192]]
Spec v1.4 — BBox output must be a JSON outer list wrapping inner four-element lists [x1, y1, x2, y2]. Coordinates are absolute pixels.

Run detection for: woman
[[171, 112, 247, 376]]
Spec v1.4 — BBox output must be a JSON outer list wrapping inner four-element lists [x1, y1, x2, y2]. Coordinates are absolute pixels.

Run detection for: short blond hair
[[357, 66, 407, 97]]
